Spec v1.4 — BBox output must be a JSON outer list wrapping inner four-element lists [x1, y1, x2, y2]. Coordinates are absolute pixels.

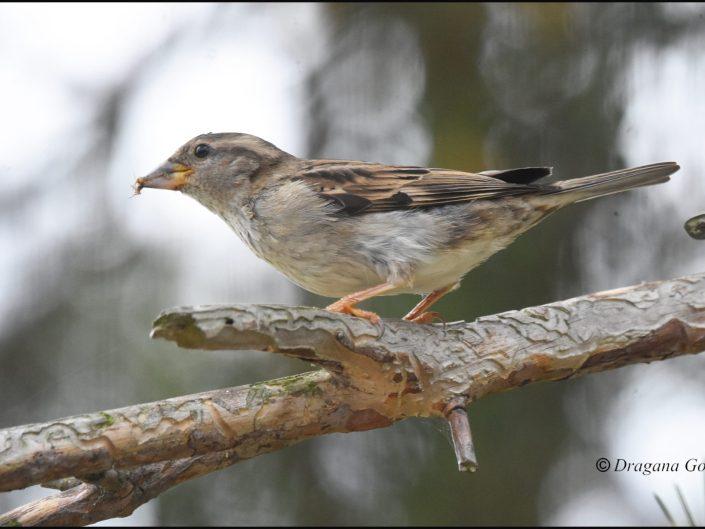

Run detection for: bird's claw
[[328, 305, 386, 337], [326, 303, 382, 325], [404, 311, 444, 325]]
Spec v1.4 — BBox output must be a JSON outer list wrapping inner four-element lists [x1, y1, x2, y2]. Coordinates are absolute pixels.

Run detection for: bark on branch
[[1, 272, 704, 526]]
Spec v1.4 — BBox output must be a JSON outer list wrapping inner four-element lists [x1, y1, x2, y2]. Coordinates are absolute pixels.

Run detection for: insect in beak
[[134, 161, 193, 194]]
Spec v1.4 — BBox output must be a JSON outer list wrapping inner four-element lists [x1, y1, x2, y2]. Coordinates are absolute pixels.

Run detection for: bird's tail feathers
[[547, 162, 679, 203]]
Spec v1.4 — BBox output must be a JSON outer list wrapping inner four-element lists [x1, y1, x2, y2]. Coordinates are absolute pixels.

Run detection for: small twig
[[675, 484, 697, 526], [444, 399, 477, 472], [654, 492, 678, 527]]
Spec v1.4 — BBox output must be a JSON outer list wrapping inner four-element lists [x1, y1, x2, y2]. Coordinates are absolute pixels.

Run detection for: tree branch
[[0, 450, 248, 526], [1, 272, 704, 526]]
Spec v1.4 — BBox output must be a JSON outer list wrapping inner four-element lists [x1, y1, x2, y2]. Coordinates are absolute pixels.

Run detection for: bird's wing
[[297, 160, 552, 215]]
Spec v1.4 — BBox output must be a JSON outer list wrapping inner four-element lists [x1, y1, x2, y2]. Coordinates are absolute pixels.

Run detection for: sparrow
[[135, 133, 679, 324]]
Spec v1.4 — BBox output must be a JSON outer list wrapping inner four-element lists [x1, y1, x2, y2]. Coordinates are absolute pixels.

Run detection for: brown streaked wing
[[298, 161, 548, 215]]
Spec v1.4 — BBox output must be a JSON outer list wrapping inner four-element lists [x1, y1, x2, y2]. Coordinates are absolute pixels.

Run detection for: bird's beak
[[134, 161, 193, 194]]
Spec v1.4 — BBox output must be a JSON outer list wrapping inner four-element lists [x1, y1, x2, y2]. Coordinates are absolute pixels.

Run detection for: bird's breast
[[218, 192, 558, 298], [219, 190, 380, 297]]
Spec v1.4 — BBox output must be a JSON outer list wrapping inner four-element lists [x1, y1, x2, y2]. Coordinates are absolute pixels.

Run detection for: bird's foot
[[325, 302, 382, 325], [403, 311, 443, 324]]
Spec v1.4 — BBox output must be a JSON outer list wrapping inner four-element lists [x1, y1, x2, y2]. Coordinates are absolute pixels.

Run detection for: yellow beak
[[134, 161, 193, 193]]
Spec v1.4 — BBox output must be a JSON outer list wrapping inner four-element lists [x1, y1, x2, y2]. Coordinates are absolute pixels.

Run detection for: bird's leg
[[325, 282, 398, 324], [403, 283, 458, 324]]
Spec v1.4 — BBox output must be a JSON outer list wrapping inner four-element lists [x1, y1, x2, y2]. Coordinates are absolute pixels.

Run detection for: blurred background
[[1, 2, 704, 525]]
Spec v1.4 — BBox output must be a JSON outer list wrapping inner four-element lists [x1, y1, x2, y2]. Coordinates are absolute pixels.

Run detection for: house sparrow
[[135, 133, 679, 324]]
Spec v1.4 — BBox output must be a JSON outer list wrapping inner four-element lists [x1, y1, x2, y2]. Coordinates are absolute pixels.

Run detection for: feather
[[479, 167, 552, 185], [299, 161, 547, 215]]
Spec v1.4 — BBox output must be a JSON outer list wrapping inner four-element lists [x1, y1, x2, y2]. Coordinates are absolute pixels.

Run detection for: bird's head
[[134, 132, 293, 211]]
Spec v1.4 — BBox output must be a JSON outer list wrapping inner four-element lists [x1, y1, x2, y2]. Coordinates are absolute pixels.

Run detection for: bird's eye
[[194, 144, 211, 158]]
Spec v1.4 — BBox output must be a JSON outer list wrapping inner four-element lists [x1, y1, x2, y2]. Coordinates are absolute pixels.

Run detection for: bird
[[134, 133, 679, 324]]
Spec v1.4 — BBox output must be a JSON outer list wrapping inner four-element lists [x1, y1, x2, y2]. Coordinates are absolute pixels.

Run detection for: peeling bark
[[1, 272, 704, 526]]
